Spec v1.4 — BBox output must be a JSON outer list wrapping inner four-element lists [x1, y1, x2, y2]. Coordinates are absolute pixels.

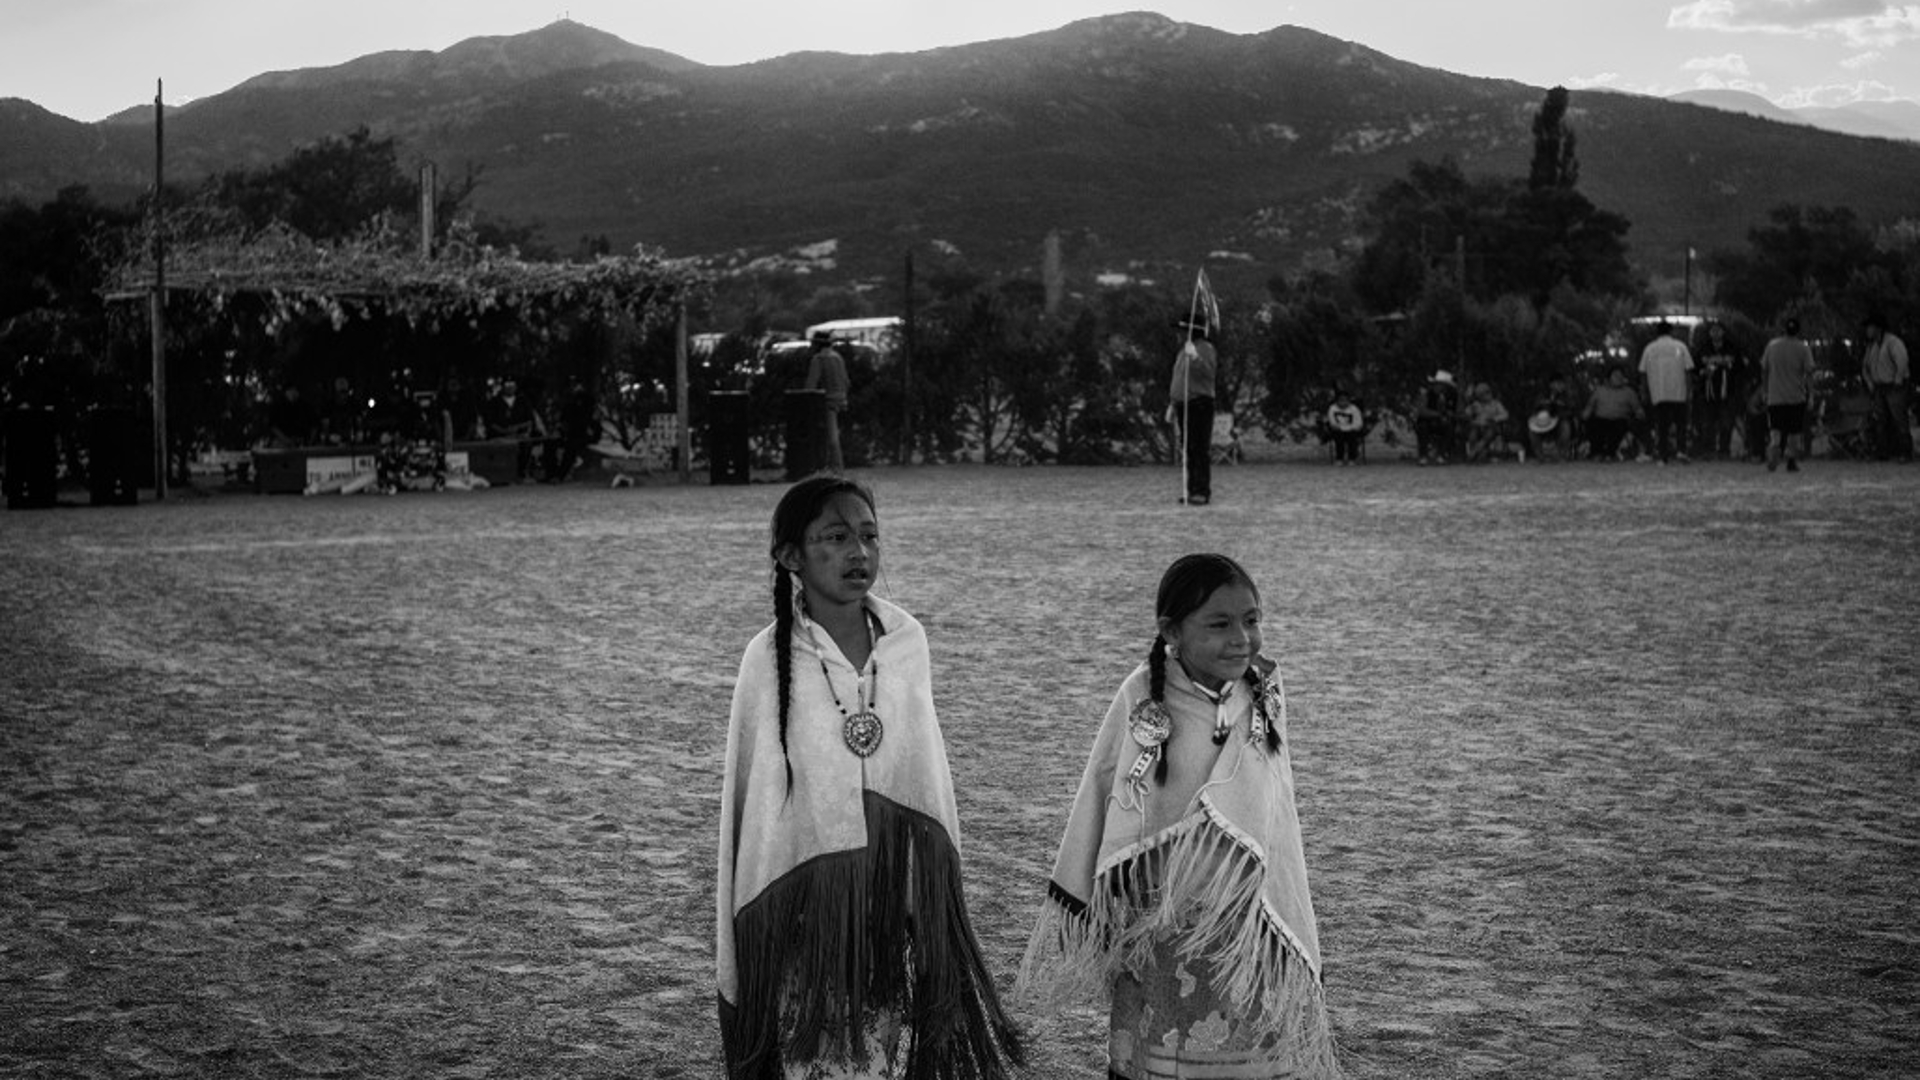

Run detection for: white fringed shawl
[[1018, 658, 1339, 1075], [715, 595, 1021, 1080]]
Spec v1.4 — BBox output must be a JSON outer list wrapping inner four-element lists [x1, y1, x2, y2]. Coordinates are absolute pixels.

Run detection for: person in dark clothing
[[266, 386, 316, 447], [544, 380, 598, 482]]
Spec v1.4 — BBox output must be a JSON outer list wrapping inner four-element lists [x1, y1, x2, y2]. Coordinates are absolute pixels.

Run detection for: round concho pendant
[[843, 711, 885, 757]]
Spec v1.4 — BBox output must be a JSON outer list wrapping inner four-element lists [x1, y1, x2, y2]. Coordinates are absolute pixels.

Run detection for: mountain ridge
[[6, 14, 1920, 293]]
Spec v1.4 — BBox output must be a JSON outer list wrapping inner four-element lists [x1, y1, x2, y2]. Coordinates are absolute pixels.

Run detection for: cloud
[[1776, 77, 1904, 104], [1840, 49, 1885, 65], [1667, 0, 1920, 45], [1683, 52, 1753, 73], [1692, 72, 1774, 93]]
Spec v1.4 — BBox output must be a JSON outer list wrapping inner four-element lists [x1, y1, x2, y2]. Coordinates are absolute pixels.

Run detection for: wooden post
[[419, 162, 436, 259], [902, 249, 914, 465], [151, 79, 168, 501], [675, 303, 691, 482]]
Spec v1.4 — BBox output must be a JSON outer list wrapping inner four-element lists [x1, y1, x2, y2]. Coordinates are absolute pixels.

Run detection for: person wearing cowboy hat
[[803, 329, 851, 475], [1167, 318, 1217, 504], [1526, 374, 1578, 462], [1412, 370, 1460, 465]]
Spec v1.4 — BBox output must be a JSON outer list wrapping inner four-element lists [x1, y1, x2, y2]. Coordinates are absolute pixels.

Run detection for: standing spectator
[[1463, 382, 1510, 463], [1582, 366, 1646, 461], [1167, 319, 1217, 503], [1760, 317, 1816, 473], [803, 330, 850, 475], [1413, 370, 1460, 465], [1325, 387, 1365, 466], [543, 379, 598, 482], [1639, 320, 1694, 464], [1693, 321, 1748, 460], [1861, 312, 1912, 462]]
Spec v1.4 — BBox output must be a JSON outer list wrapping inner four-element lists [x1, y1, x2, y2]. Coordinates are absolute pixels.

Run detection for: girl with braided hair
[[716, 477, 1023, 1080], [1019, 553, 1341, 1079]]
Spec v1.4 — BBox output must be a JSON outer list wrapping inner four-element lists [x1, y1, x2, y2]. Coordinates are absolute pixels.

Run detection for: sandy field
[[2, 460, 1916, 1079]]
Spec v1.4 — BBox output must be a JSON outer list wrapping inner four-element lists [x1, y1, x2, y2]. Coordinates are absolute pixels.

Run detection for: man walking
[[1761, 317, 1815, 473], [1861, 313, 1912, 462], [1638, 320, 1693, 464]]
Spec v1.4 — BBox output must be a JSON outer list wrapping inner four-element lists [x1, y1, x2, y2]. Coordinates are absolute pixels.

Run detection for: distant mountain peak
[[225, 19, 697, 99]]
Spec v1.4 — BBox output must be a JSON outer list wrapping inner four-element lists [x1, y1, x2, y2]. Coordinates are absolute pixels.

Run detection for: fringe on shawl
[[722, 791, 1025, 1080], [1017, 806, 1340, 1076]]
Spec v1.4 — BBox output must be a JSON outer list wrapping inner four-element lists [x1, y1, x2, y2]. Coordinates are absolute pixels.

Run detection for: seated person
[[1463, 382, 1510, 462], [265, 386, 316, 447], [1325, 388, 1366, 465], [1582, 366, 1647, 461], [1526, 375, 1578, 462], [484, 379, 547, 480]]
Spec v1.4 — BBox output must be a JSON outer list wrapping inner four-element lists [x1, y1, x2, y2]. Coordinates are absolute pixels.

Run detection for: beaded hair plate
[[1124, 698, 1173, 794]]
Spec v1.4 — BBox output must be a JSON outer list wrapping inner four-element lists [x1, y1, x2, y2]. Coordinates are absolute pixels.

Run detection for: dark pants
[[1331, 431, 1363, 462], [1868, 382, 1913, 460], [1415, 418, 1455, 462], [1175, 396, 1213, 501], [1587, 417, 1630, 459], [1695, 397, 1739, 457], [1651, 401, 1688, 462]]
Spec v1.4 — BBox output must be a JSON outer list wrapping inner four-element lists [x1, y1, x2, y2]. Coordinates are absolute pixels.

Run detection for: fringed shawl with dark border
[[716, 596, 1023, 1079], [1017, 659, 1339, 1076]]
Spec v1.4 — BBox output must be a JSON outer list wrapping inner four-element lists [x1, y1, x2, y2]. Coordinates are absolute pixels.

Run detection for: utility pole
[[151, 79, 168, 501], [675, 303, 691, 483], [902, 249, 915, 465], [419, 162, 437, 259], [1683, 245, 1694, 317]]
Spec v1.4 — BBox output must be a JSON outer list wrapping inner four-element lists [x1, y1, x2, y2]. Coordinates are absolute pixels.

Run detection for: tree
[[1710, 204, 1885, 325], [1529, 86, 1580, 192]]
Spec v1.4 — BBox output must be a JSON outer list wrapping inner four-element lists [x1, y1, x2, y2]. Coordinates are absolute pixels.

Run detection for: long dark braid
[[1148, 636, 1171, 784], [773, 563, 796, 791]]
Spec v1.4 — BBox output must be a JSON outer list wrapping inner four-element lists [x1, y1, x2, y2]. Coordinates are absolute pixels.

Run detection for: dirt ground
[[2, 460, 1916, 1079]]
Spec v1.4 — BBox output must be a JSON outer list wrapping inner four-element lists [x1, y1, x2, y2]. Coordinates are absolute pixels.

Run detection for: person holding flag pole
[[1168, 268, 1220, 505]]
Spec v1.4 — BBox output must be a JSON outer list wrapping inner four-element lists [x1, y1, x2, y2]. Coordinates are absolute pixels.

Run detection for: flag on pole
[[1194, 267, 1220, 337]]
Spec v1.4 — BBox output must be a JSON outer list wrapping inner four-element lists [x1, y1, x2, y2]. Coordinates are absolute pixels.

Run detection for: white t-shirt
[[1639, 336, 1694, 404]]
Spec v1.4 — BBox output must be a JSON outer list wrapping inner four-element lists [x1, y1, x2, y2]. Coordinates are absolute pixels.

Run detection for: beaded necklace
[[819, 653, 883, 757]]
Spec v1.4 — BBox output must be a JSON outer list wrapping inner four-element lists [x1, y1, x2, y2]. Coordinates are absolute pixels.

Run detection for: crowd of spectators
[[1319, 313, 1913, 468]]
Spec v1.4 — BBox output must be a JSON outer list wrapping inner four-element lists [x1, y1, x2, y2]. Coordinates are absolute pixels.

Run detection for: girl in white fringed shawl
[[1019, 554, 1341, 1079], [716, 477, 1023, 1080]]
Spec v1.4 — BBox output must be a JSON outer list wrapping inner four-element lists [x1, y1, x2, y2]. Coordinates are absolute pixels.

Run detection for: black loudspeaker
[[708, 391, 750, 485], [88, 407, 141, 506], [4, 407, 59, 510], [783, 389, 825, 480]]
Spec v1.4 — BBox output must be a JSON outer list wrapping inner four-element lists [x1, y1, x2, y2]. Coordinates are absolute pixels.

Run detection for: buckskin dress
[[716, 594, 1022, 1080], [1019, 657, 1340, 1079]]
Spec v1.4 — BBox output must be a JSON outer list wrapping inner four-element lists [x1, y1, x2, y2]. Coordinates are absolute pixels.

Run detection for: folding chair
[[1818, 390, 1874, 460]]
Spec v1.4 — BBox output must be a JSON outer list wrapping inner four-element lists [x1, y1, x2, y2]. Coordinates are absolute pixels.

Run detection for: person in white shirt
[[1861, 313, 1912, 463], [1638, 320, 1694, 465]]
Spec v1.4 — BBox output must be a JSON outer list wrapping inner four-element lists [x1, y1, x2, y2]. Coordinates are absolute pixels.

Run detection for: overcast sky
[[7, 0, 1919, 121]]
